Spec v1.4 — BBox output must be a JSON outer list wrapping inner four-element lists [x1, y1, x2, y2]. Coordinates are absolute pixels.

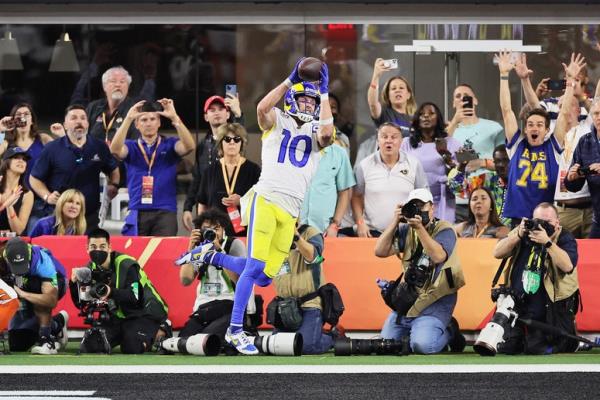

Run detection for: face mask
[[89, 250, 109, 266]]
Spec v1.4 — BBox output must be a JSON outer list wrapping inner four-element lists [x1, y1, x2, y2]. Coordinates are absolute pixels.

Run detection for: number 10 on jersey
[[277, 129, 312, 168]]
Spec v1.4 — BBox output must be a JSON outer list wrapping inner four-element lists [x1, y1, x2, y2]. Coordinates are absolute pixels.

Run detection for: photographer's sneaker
[[54, 310, 69, 350], [225, 328, 259, 355], [31, 337, 59, 355], [175, 240, 216, 267]]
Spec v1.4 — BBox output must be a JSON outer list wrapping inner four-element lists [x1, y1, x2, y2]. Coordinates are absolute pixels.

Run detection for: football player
[[177, 58, 334, 354]]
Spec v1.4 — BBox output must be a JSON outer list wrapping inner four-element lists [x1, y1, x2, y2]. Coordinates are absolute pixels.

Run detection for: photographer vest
[[400, 220, 465, 317], [91, 252, 168, 321], [504, 229, 579, 302], [274, 225, 325, 310]]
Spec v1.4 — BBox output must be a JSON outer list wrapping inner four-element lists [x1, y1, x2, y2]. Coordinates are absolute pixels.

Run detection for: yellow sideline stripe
[[137, 237, 163, 269]]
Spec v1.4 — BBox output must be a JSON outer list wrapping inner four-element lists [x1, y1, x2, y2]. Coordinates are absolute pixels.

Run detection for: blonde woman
[[368, 58, 417, 137], [30, 189, 86, 237]]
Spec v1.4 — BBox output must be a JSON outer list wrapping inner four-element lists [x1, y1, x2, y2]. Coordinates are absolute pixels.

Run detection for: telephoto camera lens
[[334, 337, 410, 356], [159, 334, 221, 356], [202, 228, 217, 242], [253, 332, 303, 356], [90, 283, 109, 299]]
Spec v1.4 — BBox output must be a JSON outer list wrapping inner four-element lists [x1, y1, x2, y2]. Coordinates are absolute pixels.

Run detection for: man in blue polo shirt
[[29, 105, 119, 231], [111, 98, 195, 236]]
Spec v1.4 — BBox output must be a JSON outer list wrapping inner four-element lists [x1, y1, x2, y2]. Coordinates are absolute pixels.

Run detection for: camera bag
[[299, 283, 345, 326], [266, 296, 303, 331]]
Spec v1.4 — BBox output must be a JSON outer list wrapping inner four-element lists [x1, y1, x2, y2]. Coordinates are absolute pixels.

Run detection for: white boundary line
[[3, 364, 600, 374]]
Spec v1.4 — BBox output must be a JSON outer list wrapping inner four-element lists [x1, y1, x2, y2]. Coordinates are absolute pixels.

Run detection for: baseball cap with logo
[[203, 96, 227, 113], [4, 237, 31, 276]]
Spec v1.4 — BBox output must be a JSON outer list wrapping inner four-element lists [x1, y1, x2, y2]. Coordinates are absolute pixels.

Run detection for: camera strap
[[492, 256, 514, 287]]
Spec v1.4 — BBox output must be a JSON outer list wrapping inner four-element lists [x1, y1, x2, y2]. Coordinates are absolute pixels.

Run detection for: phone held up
[[225, 84, 237, 98], [547, 79, 566, 91], [382, 59, 398, 69]]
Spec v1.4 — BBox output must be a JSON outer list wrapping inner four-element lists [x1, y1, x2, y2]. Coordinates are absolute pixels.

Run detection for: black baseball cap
[[3, 147, 31, 161], [4, 237, 31, 276]]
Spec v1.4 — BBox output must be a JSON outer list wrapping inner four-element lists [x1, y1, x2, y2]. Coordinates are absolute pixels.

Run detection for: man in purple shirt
[[110, 99, 195, 236]]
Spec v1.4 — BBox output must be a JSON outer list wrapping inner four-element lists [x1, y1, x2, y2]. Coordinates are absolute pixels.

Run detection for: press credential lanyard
[[102, 111, 119, 143], [220, 158, 242, 196], [138, 137, 161, 205]]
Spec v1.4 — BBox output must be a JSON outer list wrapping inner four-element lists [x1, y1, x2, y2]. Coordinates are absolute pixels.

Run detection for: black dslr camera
[[523, 218, 555, 238], [201, 227, 217, 242], [400, 200, 423, 223], [579, 166, 596, 177]]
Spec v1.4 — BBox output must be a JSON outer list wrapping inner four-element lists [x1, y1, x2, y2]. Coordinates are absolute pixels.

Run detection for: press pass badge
[[141, 175, 154, 204], [559, 170, 567, 193], [522, 269, 541, 295], [227, 206, 244, 233]]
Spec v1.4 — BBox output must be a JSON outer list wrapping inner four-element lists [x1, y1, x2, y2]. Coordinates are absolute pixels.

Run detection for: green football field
[[1, 346, 600, 366]]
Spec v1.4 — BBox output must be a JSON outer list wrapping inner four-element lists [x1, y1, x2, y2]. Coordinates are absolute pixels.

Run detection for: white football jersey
[[252, 108, 323, 217]]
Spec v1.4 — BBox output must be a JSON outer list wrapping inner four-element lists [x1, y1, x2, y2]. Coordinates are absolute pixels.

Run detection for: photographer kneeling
[[492, 202, 579, 354], [178, 209, 254, 347], [70, 228, 169, 354], [374, 188, 466, 354], [271, 224, 342, 355]]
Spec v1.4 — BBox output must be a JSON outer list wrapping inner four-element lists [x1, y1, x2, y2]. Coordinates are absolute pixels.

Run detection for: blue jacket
[[565, 127, 600, 216]]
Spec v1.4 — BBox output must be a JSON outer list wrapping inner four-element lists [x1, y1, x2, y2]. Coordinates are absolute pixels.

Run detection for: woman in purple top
[[30, 189, 86, 238], [400, 102, 461, 222]]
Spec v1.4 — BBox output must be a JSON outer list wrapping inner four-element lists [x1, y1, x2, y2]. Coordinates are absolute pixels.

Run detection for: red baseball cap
[[203, 96, 227, 113]]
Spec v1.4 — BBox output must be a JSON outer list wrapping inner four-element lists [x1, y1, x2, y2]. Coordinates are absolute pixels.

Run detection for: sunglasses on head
[[223, 136, 242, 143]]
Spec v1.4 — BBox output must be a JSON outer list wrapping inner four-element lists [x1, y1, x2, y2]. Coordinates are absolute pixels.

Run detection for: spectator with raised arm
[[111, 98, 195, 236], [445, 84, 504, 222], [182, 94, 244, 231], [368, 58, 416, 136], [497, 51, 584, 226], [550, 81, 593, 239], [357, 59, 418, 166], [0, 103, 58, 233], [516, 53, 590, 134]]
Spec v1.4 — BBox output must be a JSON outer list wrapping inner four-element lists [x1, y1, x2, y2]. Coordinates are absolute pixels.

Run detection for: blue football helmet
[[284, 82, 320, 123]]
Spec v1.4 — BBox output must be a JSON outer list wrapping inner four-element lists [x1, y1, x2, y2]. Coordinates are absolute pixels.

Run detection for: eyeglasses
[[223, 136, 242, 143], [14, 113, 31, 118]]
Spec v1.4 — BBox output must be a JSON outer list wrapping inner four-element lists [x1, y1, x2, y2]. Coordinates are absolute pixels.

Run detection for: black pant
[[90, 316, 160, 354], [180, 300, 234, 341], [138, 210, 178, 236], [180, 313, 231, 341]]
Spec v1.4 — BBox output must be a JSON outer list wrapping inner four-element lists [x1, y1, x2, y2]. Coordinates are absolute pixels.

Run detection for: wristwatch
[[544, 241, 553, 249]]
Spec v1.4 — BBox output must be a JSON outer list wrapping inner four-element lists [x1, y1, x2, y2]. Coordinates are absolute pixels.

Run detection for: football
[[298, 57, 323, 82]]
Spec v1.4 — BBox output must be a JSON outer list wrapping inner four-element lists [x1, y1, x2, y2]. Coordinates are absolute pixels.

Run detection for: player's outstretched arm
[[317, 62, 334, 148], [257, 58, 305, 132]]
